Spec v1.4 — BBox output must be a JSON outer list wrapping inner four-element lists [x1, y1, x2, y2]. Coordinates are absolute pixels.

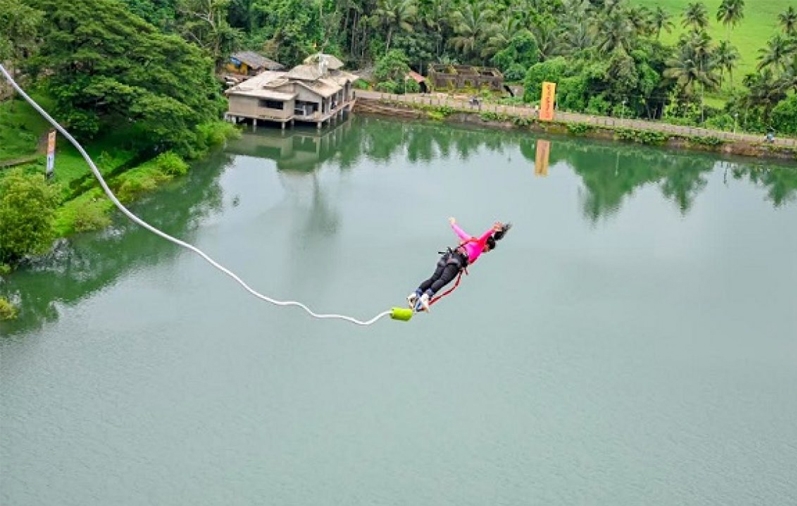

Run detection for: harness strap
[[430, 265, 468, 306]]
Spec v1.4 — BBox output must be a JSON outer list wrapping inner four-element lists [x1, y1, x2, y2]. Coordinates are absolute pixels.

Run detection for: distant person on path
[[407, 217, 511, 312]]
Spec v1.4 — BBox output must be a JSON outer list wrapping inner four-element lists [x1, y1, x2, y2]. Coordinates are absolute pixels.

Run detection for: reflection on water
[[0, 150, 228, 336], [2, 116, 796, 335]]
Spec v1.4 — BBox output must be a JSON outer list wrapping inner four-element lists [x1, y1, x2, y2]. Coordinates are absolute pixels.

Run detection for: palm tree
[[448, 3, 495, 62], [420, 0, 453, 57], [743, 69, 787, 119], [373, 0, 417, 54], [562, 20, 595, 54], [562, 0, 594, 21], [716, 0, 745, 41], [666, 33, 719, 121], [714, 39, 740, 87], [778, 6, 797, 36], [664, 43, 719, 96], [652, 6, 674, 40], [626, 6, 652, 37], [596, 10, 634, 54], [483, 17, 524, 60], [530, 20, 561, 61], [757, 34, 795, 71], [776, 56, 797, 92], [682, 2, 709, 31]]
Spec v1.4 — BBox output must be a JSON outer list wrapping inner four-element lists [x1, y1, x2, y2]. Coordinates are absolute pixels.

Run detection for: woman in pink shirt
[[408, 217, 512, 312]]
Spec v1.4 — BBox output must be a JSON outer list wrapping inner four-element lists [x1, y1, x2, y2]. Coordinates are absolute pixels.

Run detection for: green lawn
[[1, 96, 136, 193], [0, 95, 51, 160], [635, 0, 789, 81]]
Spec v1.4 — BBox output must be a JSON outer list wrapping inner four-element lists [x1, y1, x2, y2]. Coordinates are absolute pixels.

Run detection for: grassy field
[[1, 97, 137, 193], [634, 0, 790, 80], [0, 95, 51, 160]]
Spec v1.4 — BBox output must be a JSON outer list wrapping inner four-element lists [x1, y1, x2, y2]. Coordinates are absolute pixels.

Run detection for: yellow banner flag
[[539, 82, 556, 121]]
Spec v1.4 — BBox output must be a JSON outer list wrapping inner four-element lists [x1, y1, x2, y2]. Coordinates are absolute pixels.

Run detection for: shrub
[[153, 151, 189, 176], [567, 123, 593, 135], [72, 198, 112, 232], [0, 297, 17, 320], [0, 170, 60, 263]]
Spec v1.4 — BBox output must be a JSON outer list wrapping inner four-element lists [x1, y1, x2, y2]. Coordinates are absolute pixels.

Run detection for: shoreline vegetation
[[353, 91, 797, 162]]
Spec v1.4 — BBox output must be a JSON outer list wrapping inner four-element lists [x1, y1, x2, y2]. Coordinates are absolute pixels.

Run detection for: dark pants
[[418, 251, 467, 296]]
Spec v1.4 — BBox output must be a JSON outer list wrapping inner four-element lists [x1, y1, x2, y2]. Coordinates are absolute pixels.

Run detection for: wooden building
[[225, 53, 358, 130], [226, 51, 285, 76]]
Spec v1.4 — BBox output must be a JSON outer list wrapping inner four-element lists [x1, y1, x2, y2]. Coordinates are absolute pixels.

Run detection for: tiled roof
[[303, 53, 345, 70], [231, 51, 284, 70], [284, 64, 324, 81], [226, 71, 286, 94]]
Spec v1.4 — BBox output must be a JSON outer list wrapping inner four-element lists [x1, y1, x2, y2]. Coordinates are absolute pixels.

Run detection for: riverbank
[[353, 91, 797, 163]]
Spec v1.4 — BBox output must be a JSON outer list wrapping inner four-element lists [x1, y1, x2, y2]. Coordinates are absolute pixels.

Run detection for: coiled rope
[[0, 64, 400, 326]]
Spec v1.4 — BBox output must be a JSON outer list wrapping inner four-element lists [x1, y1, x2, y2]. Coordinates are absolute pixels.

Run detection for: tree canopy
[[23, 0, 226, 156]]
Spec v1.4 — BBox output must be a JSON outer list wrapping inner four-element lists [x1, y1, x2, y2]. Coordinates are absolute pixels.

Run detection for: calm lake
[[2, 115, 796, 505]]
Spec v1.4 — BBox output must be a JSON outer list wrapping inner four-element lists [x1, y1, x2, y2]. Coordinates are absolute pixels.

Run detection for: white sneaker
[[419, 293, 431, 312], [407, 292, 419, 308]]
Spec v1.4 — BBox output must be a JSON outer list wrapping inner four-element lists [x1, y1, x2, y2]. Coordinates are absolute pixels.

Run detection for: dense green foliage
[[3, 0, 797, 133], [22, 0, 226, 157], [111, 0, 797, 132], [0, 169, 60, 262]]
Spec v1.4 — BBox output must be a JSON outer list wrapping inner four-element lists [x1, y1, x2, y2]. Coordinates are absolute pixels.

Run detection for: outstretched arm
[[449, 217, 472, 242]]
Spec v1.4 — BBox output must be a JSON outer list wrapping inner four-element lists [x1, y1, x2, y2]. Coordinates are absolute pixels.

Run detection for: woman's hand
[[449, 217, 456, 225], [492, 221, 504, 232]]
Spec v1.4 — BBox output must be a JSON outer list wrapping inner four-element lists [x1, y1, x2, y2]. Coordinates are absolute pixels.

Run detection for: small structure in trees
[[226, 51, 285, 77], [427, 64, 504, 91]]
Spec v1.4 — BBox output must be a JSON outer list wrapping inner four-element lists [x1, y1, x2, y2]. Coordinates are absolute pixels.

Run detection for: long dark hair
[[488, 222, 512, 250]]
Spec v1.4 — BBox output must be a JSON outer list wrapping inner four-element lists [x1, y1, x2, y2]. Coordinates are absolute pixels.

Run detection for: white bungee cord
[[0, 64, 404, 326]]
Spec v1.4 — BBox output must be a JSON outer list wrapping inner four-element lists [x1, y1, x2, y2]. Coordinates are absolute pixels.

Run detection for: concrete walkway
[[354, 90, 797, 149]]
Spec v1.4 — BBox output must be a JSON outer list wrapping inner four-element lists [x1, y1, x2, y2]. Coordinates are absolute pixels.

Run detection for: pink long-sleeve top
[[451, 222, 494, 265]]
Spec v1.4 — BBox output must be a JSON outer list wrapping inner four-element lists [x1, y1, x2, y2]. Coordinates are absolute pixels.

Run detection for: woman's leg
[[417, 255, 448, 293], [427, 263, 461, 296], [416, 262, 461, 312], [409, 255, 447, 307]]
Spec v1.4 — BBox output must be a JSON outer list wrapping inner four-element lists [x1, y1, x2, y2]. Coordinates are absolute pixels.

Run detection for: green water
[[2, 116, 796, 505]]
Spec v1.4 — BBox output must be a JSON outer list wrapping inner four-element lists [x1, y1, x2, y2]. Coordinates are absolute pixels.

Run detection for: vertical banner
[[46, 130, 56, 178], [539, 81, 557, 121], [535, 139, 551, 177]]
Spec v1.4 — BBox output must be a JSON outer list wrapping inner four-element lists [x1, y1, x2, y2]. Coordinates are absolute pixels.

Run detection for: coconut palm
[[778, 6, 797, 36], [530, 20, 562, 61], [651, 6, 674, 40], [716, 0, 745, 41], [757, 34, 795, 71], [682, 2, 709, 31], [561, 20, 595, 54], [483, 16, 524, 59], [596, 10, 634, 54], [627, 6, 652, 36], [714, 39, 740, 87], [373, 0, 417, 54], [448, 3, 495, 62], [664, 40, 719, 98], [776, 56, 797, 92], [743, 69, 787, 120], [418, 0, 452, 57]]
